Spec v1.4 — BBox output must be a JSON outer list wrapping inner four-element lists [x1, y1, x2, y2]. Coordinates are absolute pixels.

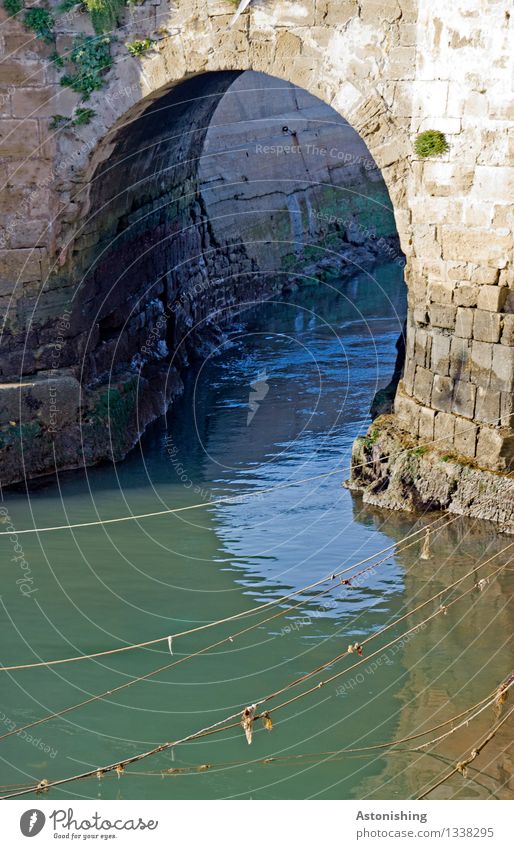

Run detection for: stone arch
[[1, 0, 513, 522], [49, 65, 404, 466]]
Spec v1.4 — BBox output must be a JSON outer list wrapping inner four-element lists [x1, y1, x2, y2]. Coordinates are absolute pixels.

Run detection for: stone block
[[423, 161, 473, 197], [455, 307, 474, 338], [454, 418, 478, 458], [476, 427, 514, 472], [470, 340, 493, 385], [413, 366, 433, 406], [431, 374, 454, 413], [428, 279, 453, 305], [472, 167, 514, 203], [430, 331, 450, 375], [0, 119, 40, 157], [418, 405, 436, 442], [11, 86, 79, 119], [446, 263, 469, 282], [441, 227, 513, 263], [473, 309, 501, 343], [412, 224, 441, 261], [476, 284, 507, 312], [0, 63, 45, 86], [462, 202, 493, 228], [491, 344, 514, 392], [414, 328, 431, 367], [434, 411, 455, 451], [451, 380, 476, 420], [403, 359, 416, 395], [454, 283, 478, 307], [430, 304, 456, 330], [501, 314, 514, 346], [413, 305, 428, 325], [449, 336, 472, 381], [394, 392, 419, 435], [0, 248, 44, 287], [500, 392, 514, 429], [471, 266, 500, 285], [0, 375, 80, 429], [475, 386, 501, 426], [6, 219, 48, 250]]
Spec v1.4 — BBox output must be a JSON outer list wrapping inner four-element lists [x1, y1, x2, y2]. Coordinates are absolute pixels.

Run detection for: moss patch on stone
[[414, 130, 449, 158]]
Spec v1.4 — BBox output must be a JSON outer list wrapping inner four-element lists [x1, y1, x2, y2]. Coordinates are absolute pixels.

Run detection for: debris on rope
[[35, 779, 49, 794], [241, 705, 257, 745], [494, 673, 513, 718], [261, 711, 273, 732], [420, 529, 431, 560], [348, 642, 363, 656]]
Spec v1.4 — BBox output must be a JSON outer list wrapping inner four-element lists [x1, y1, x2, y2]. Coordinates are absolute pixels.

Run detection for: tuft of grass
[[50, 107, 95, 129], [126, 38, 151, 57], [414, 130, 449, 158], [24, 7, 55, 42], [410, 446, 427, 457], [49, 113, 70, 129], [363, 429, 380, 449], [83, 0, 126, 33], [72, 106, 95, 125]]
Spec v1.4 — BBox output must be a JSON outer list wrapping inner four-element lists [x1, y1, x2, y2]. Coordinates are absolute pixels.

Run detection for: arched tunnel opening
[[1, 70, 407, 484]]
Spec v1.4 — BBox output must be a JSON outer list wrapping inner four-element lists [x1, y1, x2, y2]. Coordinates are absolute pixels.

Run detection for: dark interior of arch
[[70, 69, 401, 392]]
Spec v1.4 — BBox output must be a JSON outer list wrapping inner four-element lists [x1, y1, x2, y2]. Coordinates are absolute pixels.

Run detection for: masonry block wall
[[0, 0, 513, 483], [394, 0, 514, 471]]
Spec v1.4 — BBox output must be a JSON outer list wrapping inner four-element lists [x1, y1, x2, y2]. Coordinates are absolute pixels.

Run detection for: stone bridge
[[0, 0, 513, 523]]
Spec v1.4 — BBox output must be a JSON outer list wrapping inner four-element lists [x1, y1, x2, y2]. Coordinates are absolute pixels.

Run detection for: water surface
[[1, 264, 513, 800]]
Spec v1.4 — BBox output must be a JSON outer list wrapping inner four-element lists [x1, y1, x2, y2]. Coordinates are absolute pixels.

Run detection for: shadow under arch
[[57, 71, 401, 461]]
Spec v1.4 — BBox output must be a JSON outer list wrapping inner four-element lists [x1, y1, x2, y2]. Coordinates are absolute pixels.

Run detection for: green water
[[1, 264, 513, 800]]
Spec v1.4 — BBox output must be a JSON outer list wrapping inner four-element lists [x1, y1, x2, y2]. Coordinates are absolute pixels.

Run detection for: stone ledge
[[347, 415, 514, 533], [0, 374, 81, 429]]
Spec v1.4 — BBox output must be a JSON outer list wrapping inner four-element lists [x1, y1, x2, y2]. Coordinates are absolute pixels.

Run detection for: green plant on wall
[[73, 106, 95, 125], [414, 130, 449, 158], [126, 38, 151, 57], [60, 34, 113, 99], [49, 114, 69, 129], [83, 0, 127, 33], [49, 50, 64, 67], [3, 0, 23, 15], [50, 107, 96, 129], [24, 6, 55, 41]]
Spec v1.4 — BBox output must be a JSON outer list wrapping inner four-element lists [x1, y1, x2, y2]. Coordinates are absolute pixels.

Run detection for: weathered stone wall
[[393, 0, 514, 474], [0, 0, 513, 505]]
